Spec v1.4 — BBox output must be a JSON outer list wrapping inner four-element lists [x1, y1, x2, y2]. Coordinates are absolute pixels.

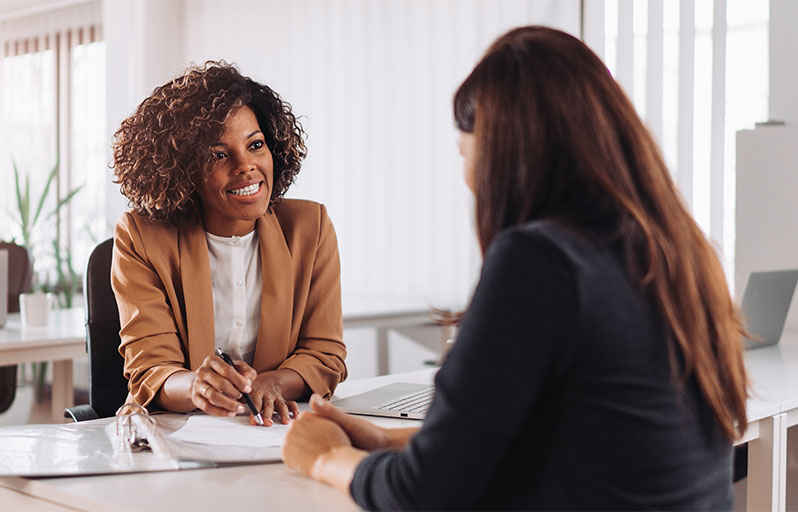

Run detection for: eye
[[214, 151, 227, 160], [250, 140, 264, 150]]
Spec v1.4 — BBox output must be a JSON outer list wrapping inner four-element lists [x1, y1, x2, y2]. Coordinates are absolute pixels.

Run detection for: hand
[[307, 394, 392, 451], [191, 355, 257, 417], [282, 411, 351, 478], [248, 371, 301, 426]]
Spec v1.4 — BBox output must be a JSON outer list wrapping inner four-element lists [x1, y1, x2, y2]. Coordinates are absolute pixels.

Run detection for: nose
[[232, 153, 256, 175]]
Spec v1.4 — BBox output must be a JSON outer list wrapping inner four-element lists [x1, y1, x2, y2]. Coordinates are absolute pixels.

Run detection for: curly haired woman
[[111, 61, 346, 425]]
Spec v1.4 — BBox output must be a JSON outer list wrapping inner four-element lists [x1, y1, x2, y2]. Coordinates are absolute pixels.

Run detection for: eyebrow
[[211, 130, 263, 147]]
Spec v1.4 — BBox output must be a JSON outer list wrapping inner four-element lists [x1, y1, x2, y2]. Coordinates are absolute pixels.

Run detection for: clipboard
[[0, 405, 283, 478]]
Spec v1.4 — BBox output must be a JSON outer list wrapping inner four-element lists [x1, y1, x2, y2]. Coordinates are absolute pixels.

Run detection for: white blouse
[[205, 230, 262, 365]]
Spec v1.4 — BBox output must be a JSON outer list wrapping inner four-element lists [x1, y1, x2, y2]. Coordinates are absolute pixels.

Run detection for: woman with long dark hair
[[282, 26, 747, 510]]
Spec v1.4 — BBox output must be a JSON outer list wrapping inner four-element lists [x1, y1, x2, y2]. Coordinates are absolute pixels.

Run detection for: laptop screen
[[741, 269, 798, 349]]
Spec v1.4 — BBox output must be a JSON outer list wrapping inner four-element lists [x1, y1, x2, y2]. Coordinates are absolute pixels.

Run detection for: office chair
[[0, 242, 33, 414], [64, 238, 128, 421]]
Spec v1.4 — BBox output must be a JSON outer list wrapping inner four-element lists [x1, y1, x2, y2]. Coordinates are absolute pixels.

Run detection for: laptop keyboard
[[375, 387, 435, 414]]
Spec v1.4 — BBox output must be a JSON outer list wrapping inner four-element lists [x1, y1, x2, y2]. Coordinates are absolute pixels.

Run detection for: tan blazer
[[112, 199, 347, 407]]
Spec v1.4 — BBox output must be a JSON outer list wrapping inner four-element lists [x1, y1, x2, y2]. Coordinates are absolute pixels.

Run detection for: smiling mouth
[[228, 182, 261, 196]]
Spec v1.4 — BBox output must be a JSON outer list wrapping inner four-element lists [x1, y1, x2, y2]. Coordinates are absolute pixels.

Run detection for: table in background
[[0, 369, 435, 511], [0, 308, 85, 423], [343, 296, 438, 375], [738, 329, 798, 511]]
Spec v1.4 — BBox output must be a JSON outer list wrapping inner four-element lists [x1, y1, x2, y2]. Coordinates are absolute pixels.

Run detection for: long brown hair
[[454, 26, 747, 440]]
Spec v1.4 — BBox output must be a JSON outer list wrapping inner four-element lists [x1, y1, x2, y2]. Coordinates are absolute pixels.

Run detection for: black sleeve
[[349, 228, 579, 511]]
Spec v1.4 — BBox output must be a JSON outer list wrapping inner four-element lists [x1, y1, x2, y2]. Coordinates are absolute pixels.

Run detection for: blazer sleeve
[[112, 214, 188, 407], [278, 204, 347, 398]]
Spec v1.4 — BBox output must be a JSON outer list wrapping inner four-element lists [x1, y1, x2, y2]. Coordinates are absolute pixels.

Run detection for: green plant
[[45, 239, 80, 308], [10, 158, 83, 403], [12, 159, 82, 251]]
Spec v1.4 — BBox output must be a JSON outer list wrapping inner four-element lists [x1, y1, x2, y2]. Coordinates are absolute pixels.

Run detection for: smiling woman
[[110, 61, 347, 425]]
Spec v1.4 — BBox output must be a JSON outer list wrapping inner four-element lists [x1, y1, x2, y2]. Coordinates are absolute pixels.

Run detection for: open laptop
[[333, 382, 434, 420], [741, 269, 798, 349]]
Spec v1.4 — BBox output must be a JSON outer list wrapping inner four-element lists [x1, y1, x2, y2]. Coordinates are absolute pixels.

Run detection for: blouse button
[[236, 279, 243, 287], [235, 319, 244, 327]]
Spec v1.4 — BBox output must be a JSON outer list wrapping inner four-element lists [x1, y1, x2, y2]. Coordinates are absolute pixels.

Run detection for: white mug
[[20, 292, 55, 327]]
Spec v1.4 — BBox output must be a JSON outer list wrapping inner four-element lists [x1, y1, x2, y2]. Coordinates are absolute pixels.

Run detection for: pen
[[215, 348, 264, 426]]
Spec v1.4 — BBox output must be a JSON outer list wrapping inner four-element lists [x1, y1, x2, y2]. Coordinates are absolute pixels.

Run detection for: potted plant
[[10, 158, 83, 402]]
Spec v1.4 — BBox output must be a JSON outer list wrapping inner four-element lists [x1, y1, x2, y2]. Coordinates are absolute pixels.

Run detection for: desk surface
[[5, 335, 794, 511], [0, 307, 85, 363], [0, 369, 436, 511]]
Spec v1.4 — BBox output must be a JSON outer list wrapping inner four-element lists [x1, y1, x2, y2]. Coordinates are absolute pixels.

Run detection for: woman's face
[[458, 131, 477, 193], [199, 105, 273, 237]]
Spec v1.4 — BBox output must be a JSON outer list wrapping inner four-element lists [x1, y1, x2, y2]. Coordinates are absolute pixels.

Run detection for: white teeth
[[229, 183, 259, 196]]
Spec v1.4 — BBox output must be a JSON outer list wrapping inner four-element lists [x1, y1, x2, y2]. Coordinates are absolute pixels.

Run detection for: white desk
[[1, 347, 796, 511], [0, 369, 435, 511], [343, 296, 437, 375], [0, 308, 85, 423], [737, 330, 798, 511]]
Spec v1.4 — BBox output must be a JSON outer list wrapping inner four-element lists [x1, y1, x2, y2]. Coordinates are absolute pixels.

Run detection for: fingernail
[[228, 412, 236, 417], [312, 395, 325, 407], [237, 405, 245, 413], [244, 385, 252, 393]]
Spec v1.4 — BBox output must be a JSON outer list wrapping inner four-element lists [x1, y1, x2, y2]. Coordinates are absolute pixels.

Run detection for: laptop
[[333, 382, 434, 420], [741, 269, 798, 349]]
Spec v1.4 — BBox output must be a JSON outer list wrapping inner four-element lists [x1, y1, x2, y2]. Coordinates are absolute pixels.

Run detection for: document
[[167, 414, 289, 447]]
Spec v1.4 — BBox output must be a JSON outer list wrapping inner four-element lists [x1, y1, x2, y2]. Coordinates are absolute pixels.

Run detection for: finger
[[197, 381, 245, 414], [193, 394, 240, 417], [206, 386, 247, 414], [310, 394, 348, 421], [233, 360, 258, 382], [202, 372, 245, 402], [262, 399, 276, 426], [287, 400, 300, 419], [275, 400, 291, 424], [209, 356, 253, 393]]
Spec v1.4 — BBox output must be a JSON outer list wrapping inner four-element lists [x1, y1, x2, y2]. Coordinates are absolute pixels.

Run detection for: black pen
[[215, 348, 264, 426]]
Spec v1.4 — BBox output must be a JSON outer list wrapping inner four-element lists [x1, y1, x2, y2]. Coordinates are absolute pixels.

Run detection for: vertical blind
[[583, 0, 769, 285]]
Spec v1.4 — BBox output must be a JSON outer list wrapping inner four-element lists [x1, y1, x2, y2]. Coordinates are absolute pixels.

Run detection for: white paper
[[167, 415, 289, 447]]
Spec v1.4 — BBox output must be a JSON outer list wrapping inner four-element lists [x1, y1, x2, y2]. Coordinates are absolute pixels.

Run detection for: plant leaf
[[32, 159, 59, 230], [13, 161, 26, 230], [45, 183, 84, 222]]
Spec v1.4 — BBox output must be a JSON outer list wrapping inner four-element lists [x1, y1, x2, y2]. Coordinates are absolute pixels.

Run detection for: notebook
[[741, 269, 798, 349], [333, 382, 434, 420]]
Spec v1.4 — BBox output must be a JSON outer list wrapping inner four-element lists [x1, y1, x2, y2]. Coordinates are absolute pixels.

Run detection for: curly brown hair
[[112, 61, 306, 224]]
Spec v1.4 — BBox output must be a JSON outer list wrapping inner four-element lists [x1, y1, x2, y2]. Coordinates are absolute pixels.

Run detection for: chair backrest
[[0, 242, 33, 312], [84, 238, 128, 417]]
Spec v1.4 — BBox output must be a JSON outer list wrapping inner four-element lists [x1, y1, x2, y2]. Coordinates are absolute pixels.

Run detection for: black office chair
[[64, 238, 128, 421], [0, 241, 34, 414]]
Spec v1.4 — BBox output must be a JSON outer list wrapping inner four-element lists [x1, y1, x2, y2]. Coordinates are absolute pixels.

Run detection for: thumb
[[310, 394, 346, 420]]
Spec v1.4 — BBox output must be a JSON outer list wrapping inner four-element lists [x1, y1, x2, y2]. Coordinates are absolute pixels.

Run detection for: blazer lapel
[[179, 219, 215, 370], [252, 212, 294, 372]]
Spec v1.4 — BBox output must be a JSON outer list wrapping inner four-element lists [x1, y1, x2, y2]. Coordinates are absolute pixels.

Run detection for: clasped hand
[[191, 355, 300, 425]]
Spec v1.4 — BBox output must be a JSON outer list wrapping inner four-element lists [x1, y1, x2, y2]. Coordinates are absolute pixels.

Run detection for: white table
[[343, 296, 438, 375], [737, 330, 798, 511], [0, 308, 86, 423], [1, 345, 797, 511], [0, 369, 435, 511]]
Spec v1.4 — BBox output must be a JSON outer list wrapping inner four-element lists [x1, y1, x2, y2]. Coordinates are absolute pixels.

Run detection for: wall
[[769, 0, 798, 124], [102, 0, 581, 376], [734, 0, 798, 325]]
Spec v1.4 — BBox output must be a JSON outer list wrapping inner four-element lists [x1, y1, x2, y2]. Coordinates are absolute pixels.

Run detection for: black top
[[350, 221, 732, 511]]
